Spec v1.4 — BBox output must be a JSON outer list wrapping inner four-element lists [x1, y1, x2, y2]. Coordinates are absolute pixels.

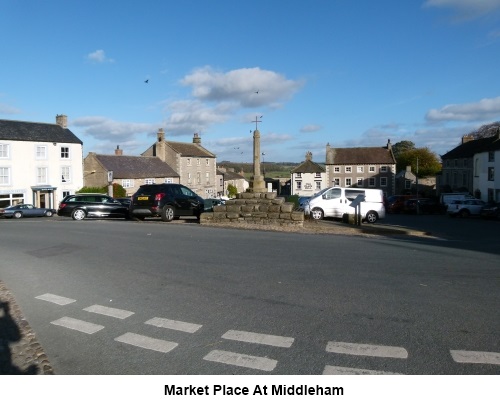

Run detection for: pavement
[[0, 218, 431, 375]]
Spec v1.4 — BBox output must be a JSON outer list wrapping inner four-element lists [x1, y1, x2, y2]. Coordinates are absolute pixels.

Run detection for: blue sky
[[2, 0, 500, 164]]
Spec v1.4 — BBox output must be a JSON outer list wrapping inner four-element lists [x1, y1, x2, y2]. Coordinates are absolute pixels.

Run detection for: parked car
[[116, 197, 131, 207], [203, 198, 225, 211], [129, 184, 204, 222], [480, 202, 500, 220], [447, 199, 485, 217], [386, 195, 416, 214], [57, 194, 130, 220], [0, 204, 56, 219], [404, 198, 443, 214]]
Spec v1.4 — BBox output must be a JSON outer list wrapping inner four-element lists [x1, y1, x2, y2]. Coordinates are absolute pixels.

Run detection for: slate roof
[[93, 154, 179, 179], [330, 147, 395, 164], [441, 135, 500, 159], [219, 170, 246, 181], [291, 160, 325, 173], [0, 119, 82, 144], [166, 141, 215, 158]]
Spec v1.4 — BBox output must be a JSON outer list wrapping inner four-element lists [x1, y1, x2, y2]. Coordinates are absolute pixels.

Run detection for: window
[[206, 159, 209, 166], [205, 172, 210, 184], [37, 167, 48, 184], [357, 166, 364, 173], [188, 173, 192, 184], [0, 167, 10, 185], [197, 159, 200, 166], [462, 172, 467, 186], [315, 172, 321, 178], [489, 151, 495, 162], [61, 166, 71, 183], [380, 166, 387, 172], [463, 159, 468, 167], [333, 178, 340, 186], [488, 167, 494, 181], [315, 181, 322, 190], [60, 146, 70, 159], [368, 178, 376, 187], [405, 179, 411, 189], [345, 178, 352, 186], [357, 178, 363, 186], [219, 178, 223, 186], [187, 158, 192, 166], [164, 178, 173, 183], [197, 172, 201, 184], [380, 177, 387, 187], [122, 179, 134, 188], [145, 178, 155, 185], [0, 144, 10, 159], [345, 166, 352, 173], [334, 166, 340, 173], [369, 166, 375, 173], [296, 172, 302, 178], [62, 191, 71, 199], [36, 145, 47, 159], [296, 181, 302, 190], [454, 159, 458, 167]]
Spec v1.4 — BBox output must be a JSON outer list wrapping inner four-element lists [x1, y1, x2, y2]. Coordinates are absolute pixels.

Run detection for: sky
[[2, 0, 500, 164]]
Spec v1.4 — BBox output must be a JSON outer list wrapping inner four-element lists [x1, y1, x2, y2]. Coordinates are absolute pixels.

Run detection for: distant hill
[[218, 161, 300, 179]]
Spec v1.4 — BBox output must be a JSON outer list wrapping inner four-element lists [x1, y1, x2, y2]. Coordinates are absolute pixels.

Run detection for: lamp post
[[262, 152, 266, 176], [416, 157, 419, 215]]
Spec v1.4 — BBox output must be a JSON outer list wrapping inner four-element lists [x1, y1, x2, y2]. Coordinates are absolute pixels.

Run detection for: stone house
[[216, 167, 249, 197], [0, 114, 83, 209], [142, 129, 217, 198], [395, 165, 436, 196], [83, 146, 180, 196], [325, 140, 397, 196], [290, 152, 327, 196], [440, 131, 500, 201]]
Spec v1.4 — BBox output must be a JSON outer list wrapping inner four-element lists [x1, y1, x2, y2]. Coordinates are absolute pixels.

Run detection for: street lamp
[[262, 152, 266, 176]]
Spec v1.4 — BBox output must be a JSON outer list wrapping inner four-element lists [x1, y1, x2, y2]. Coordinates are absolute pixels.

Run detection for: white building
[[290, 152, 327, 196], [0, 115, 83, 209]]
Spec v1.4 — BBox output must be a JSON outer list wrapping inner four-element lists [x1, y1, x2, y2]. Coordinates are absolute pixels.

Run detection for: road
[[0, 215, 499, 375]]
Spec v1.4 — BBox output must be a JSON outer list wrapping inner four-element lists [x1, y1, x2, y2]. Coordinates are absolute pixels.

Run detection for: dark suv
[[57, 194, 129, 220], [130, 184, 204, 222]]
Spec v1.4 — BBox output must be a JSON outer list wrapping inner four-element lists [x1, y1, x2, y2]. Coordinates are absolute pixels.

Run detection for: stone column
[[249, 129, 266, 192]]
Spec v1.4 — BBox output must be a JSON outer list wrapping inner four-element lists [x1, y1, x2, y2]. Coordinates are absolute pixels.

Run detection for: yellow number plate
[[138, 196, 148, 200]]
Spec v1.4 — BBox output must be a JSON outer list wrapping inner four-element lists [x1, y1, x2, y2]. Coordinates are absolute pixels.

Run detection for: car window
[[179, 186, 195, 197], [324, 188, 341, 199]]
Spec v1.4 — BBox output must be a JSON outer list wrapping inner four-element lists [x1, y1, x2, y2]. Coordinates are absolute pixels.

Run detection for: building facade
[[0, 115, 83, 209], [217, 167, 249, 197], [142, 129, 218, 198], [290, 152, 327, 196], [324, 140, 396, 196]]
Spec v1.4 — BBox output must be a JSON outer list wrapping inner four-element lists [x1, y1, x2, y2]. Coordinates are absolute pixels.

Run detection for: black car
[[480, 202, 500, 219], [57, 194, 130, 220], [129, 184, 204, 222], [404, 198, 443, 214]]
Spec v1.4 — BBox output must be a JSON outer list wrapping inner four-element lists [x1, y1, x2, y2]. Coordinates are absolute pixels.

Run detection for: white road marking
[[222, 330, 294, 348], [114, 332, 178, 353], [450, 350, 500, 365], [145, 317, 202, 333], [51, 317, 104, 334], [204, 350, 277, 371], [35, 293, 76, 306], [323, 365, 402, 375], [326, 341, 408, 359], [83, 304, 134, 319]]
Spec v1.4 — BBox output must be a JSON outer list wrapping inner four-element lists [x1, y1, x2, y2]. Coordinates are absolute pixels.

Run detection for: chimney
[[305, 151, 312, 161], [115, 145, 123, 156], [193, 133, 201, 144], [157, 128, 165, 143], [56, 114, 68, 128], [462, 135, 474, 144], [387, 139, 392, 150]]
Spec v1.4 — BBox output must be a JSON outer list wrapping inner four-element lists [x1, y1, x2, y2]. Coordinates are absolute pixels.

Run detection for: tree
[[392, 140, 415, 160], [76, 183, 126, 197], [396, 147, 441, 177], [227, 184, 238, 198]]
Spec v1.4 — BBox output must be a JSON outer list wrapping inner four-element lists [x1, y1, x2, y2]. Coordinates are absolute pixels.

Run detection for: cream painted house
[[290, 152, 327, 196], [0, 115, 83, 209]]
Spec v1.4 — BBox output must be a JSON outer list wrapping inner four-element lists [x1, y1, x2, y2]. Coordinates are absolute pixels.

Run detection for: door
[[322, 188, 345, 218]]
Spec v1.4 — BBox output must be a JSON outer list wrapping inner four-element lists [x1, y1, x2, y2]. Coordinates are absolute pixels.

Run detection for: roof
[[291, 160, 325, 173], [220, 170, 246, 181], [329, 147, 395, 164], [441, 134, 500, 159], [166, 141, 215, 158], [92, 154, 180, 179], [0, 119, 82, 144]]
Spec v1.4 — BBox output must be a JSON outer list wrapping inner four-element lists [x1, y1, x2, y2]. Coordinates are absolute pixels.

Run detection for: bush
[[76, 183, 126, 197]]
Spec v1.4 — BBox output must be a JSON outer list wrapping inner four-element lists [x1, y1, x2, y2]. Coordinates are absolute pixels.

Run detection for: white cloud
[[425, 96, 500, 122], [72, 116, 156, 141], [86, 49, 114, 63], [300, 124, 322, 133], [423, 0, 500, 18]]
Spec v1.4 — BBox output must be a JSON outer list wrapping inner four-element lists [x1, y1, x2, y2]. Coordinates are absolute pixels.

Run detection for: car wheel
[[45, 210, 53, 217], [311, 208, 324, 220], [161, 206, 174, 222], [459, 209, 470, 218], [71, 208, 86, 221], [365, 211, 378, 224], [13, 211, 23, 219]]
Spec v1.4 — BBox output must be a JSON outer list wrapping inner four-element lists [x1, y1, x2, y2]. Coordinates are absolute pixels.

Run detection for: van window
[[345, 190, 365, 201], [324, 188, 341, 199]]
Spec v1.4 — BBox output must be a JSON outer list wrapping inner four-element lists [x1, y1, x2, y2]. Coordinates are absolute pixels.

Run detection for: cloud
[[0, 103, 21, 115], [300, 124, 322, 133], [423, 0, 500, 19], [72, 116, 156, 141], [86, 49, 114, 63], [180, 66, 303, 108], [425, 96, 500, 122]]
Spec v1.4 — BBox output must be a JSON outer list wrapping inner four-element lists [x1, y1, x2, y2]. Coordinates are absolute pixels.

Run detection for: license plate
[[138, 196, 148, 200]]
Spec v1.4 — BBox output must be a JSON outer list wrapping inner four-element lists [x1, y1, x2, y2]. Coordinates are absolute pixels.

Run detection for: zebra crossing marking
[[323, 365, 403, 375], [145, 317, 202, 333], [450, 350, 500, 366], [51, 316, 104, 334], [35, 293, 76, 306], [204, 349, 278, 371], [83, 304, 134, 319], [222, 329, 294, 348], [326, 341, 408, 359], [114, 332, 178, 353]]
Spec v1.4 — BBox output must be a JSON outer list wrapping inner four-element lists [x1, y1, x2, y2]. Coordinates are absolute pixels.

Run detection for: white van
[[304, 187, 385, 223]]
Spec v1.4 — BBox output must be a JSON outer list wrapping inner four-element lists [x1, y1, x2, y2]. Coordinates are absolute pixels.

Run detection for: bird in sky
[[144, 79, 149, 83], [255, 90, 259, 94]]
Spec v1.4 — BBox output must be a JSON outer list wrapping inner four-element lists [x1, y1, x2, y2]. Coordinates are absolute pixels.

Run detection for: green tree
[[76, 183, 126, 197], [392, 140, 415, 160], [227, 184, 238, 198], [396, 147, 441, 177]]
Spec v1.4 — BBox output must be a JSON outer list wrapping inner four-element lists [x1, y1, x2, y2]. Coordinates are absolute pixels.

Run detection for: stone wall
[[200, 192, 304, 227]]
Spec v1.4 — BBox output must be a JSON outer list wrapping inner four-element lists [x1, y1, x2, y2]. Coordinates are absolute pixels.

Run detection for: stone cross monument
[[249, 116, 267, 192]]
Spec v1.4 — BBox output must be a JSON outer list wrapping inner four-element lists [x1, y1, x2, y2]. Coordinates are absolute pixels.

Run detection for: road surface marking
[[145, 317, 202, 333], [51, 317, 104, 334], [83, 304, 134, 319], [323, 365, 402, 375], [222, 330, 294, 348], [35, 293, 76, 306], [114, 332, 178, 353], [204, 350, 277, 371], [450, 350, 500, 365], [326, 341, 408, 359]]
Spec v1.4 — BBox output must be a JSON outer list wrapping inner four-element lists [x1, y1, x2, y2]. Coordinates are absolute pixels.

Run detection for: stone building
[[216, 167, 249, 197], [290, 152, 327, 196], [325, 140, 396, 196], [142, 129, 217, 198]]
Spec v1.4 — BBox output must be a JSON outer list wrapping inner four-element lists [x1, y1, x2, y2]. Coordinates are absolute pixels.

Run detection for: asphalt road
[[0, 215, 498, 375]]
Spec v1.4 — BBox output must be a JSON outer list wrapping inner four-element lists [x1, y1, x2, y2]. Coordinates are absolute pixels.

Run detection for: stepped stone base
[[200, 192, 304, 227]]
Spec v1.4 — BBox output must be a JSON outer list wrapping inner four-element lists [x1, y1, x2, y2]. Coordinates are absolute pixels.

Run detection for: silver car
[[0, 204, 56, 219], [447, 199, 485, 217]]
